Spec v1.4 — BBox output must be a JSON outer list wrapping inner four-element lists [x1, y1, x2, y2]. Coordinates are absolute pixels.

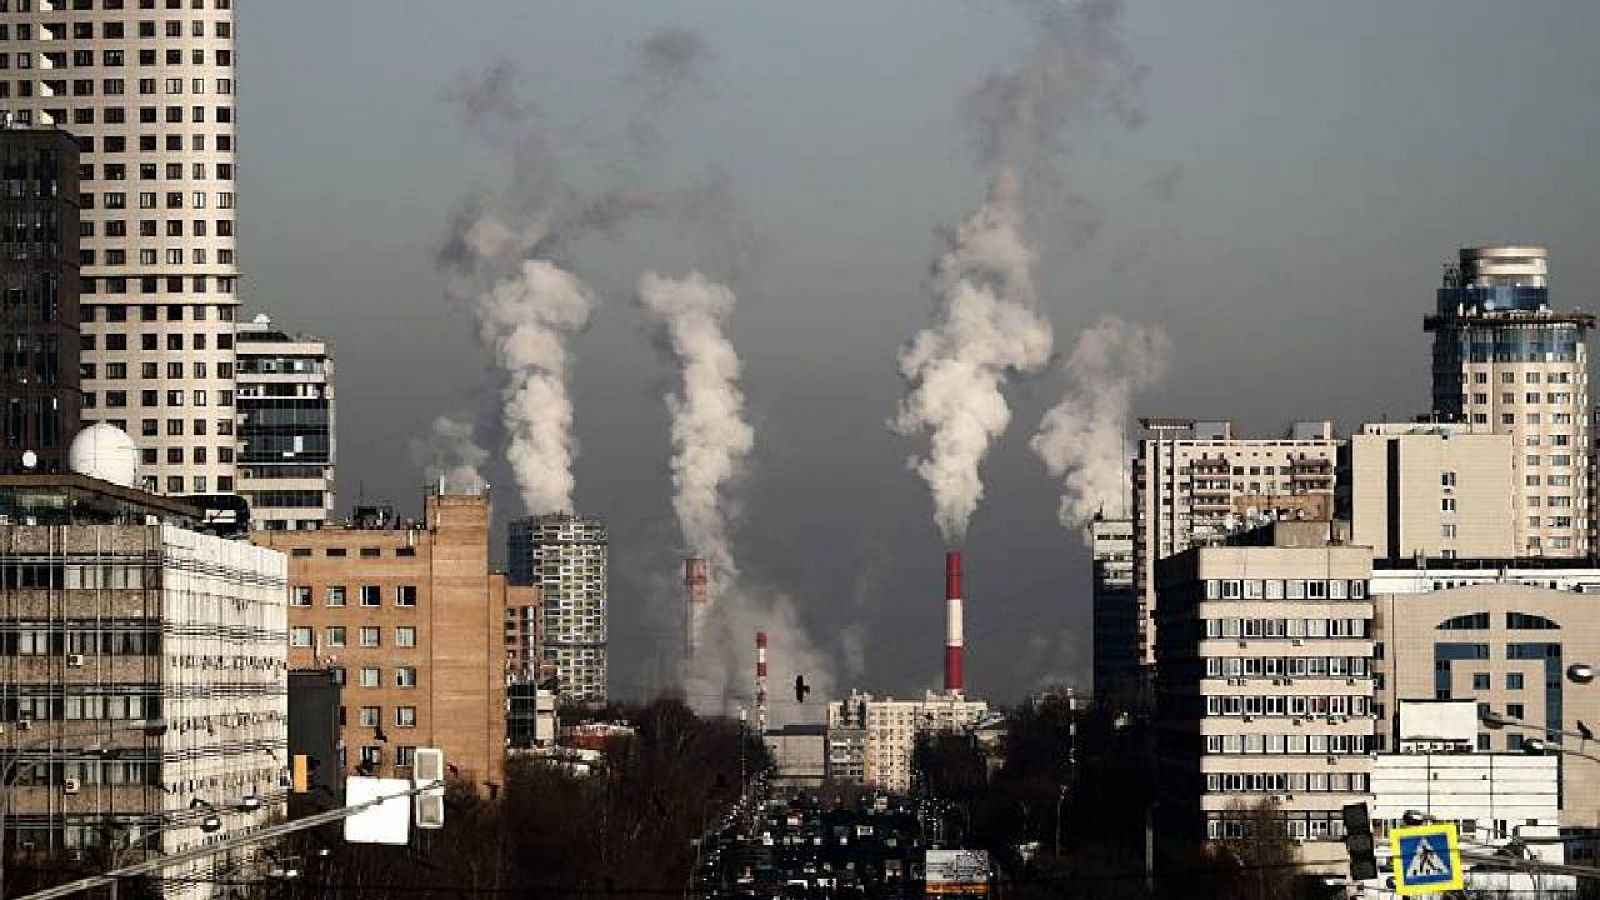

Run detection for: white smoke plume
[[412, 415, 490, 495], [637, 271, 754, 580], [890, 172, 1052, 544], [890, 0, 1148, 544], [685, 587, 833, 726], [1030, 316, 1170, 537]]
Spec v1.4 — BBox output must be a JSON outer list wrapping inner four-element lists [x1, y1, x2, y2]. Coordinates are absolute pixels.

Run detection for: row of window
[[288, 546, 416, 559], [0, 74, 229, 97], [291, 585, 418, 608], [1203, 693, 1372, 717], [1204, 771, 1370, 792], [82, 275, 236, 294], [83, 389, 231, 410], [1204, 655, 1371, 678], [0, 48, 232, 70], [0, 625, 155, 655], [4, 692, 153, 721], [1203, 618, 1370, 639], [1466, 391, 1576, 406], [83, 161, 231, 182], [1205, 812, 1349, 842], [1470, 370, 1575, 386], [1205, 579, 1367, 601], [83, 220, 234, 242], [81, 188, 233, 209], [0, 0, 232, 11], [2, 19, 231, 40], [75, 131, 230, 154], [289, 626, 418, 654], [83, 331, 233, 351], [349, 705, 416, 728], [1203, 733, 1372, 755]]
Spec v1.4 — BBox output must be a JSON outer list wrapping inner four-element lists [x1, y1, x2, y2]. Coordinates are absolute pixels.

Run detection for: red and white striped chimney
[[755, 630, 769, 732], [945, 551, 964, 696], [684, 557, 708, 658]]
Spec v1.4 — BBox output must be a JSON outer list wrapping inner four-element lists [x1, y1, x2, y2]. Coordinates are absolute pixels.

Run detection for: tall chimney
[[755, 630, 769, 733], [684, 557, 708, 658], [945, 551, 964, 696]]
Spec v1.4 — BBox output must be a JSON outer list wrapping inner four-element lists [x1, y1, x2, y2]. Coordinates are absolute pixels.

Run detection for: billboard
[[925, 849, 990, 896]]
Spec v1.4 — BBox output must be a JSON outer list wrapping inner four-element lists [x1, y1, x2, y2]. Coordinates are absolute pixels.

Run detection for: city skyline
[[232, 1, 1600, 704]]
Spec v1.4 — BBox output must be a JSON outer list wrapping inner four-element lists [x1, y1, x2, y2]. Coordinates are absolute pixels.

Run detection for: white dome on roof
[[68, 424, 139, 488]]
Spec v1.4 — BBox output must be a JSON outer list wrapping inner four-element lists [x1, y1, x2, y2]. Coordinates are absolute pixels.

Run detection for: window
[[1441, 498, 1457, 512], [1507, 673, 1525, 691], [395, 667, 417, 688], [396, 707, 417, 728], [291, 586, 312, 607], [359, 667, 379, 688], [360, 746, 382, 767], [395, 627, 417, 648], [327, 586, 346, 607], [359, 707, 381, 728], [1472, 672, 1490, 690], [396, 585, 417, 607], [289, 627, 312, 648], [1507, 703, 1526, 721], [359, 585, 381, 607], [359, 627, 380, 648], [1441, 471, 1457, 488], [325, 627, 346, 648]]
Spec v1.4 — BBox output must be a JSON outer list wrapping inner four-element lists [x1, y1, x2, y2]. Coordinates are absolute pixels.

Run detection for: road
[[693, 775, 976, 900]]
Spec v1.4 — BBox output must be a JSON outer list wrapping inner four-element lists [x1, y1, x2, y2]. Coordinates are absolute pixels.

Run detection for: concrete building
[[1370, 571, 1600, 826], [1, 125, 78, 474], [765, 723, 827, 789], [1090, 515, 1139, 703], [1133, 419, 1339, 669], [825, 689, 988, 794], [503, 587, 542, 685], [1345, 422, 1516, 560], [234, 314, 335, 531], [1153, 522, 1375, 867], [0, 453, 285, 893], [1426, 246, 1592, 557], [3, 2, 242, 498], [505, 683, 556, 750], [255, 491, 519, 794], [509, 514, 608, 704]]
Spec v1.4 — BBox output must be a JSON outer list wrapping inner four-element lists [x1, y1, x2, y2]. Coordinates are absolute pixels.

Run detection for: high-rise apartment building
[[0, 452, 285, 893], [509, 514, 608, 704], [235, 313, 335, 530], [1132, 418, 1339, 668], [825, 689, 989, 793], [1344, 422, 1516, 560], [1427, 246, 1592, 557], [1153, 522, 1375, 868], [254, 492, 516, 793], [2, 0, 241, 497], [2, 124, 79, 474], [1089, 514, 1139, 702]]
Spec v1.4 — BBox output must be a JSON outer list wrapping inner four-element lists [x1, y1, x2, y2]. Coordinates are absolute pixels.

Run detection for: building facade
[[1153, 524, 1375, 865], [503, 588, 541, 685], [2, 1, 241, 496], [1133, 419, 1340, 668], [825, 689, 989, 794], [254, 492, 511, 793], [1426, 246, 1591, 557], [234, 314, 335, 530], [1370, 573, 1600, 826], [0, 468, 285, 894], [1089, 515, 1139, 703], [1345, 422, 1515, 560], [508, 514, 608, 704], [1, 125, 79, 474]]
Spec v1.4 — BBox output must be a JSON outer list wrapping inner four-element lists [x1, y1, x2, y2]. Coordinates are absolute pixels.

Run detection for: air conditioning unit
[[1292, 638, 1305, 646], [1347, 678, 1358, 686], [63, 778, 81, 794], [66, 654, 84, 668]]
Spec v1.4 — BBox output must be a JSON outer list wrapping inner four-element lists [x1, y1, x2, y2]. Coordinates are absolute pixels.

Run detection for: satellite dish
[[20, 450, 37, 471]]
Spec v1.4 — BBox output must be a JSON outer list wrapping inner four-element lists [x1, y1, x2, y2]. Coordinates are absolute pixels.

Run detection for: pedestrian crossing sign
[[1390, 822, 1463, 895]]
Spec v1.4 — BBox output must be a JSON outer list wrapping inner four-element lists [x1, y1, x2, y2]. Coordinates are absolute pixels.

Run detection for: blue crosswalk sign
[[1390, 823, 1463, 895]]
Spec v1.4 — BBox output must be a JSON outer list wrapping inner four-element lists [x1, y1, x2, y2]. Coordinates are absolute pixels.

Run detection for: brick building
[[254, 490, 526, 793]]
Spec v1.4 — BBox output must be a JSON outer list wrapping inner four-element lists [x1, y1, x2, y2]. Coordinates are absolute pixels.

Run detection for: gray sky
[[239, 1, 1600, 705]]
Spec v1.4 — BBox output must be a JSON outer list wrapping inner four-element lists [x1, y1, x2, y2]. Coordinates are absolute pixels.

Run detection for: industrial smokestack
[[945, 551, 964, 696], [755, 630, 769, 733], [684, 556, 709, 658]]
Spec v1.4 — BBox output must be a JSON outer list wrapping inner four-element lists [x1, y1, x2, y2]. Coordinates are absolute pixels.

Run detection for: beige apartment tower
[[1132, 419, 1339, 668], [2, 0, 241, 497], [254, 492, 521, 793], [1427, 246, 1592, 556], [1346, 422, 1516, 560]]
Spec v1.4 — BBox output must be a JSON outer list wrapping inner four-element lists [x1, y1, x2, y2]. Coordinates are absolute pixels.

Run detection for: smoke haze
[[1031, 316, 1171, 537], [413, 415, 490, 495]]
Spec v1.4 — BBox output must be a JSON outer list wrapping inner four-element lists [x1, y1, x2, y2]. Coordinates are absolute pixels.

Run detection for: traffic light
[[1342, 802, 1377, 880]]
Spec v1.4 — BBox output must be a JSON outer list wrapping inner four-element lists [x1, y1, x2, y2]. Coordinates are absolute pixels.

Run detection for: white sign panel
[[343, 777, 412, 846]]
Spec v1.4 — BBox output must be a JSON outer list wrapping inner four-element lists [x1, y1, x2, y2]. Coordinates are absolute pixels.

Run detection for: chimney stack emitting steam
[[755, 630, 769, 733], [944, 551, 964, 696], [684, 556, 709, 658]]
